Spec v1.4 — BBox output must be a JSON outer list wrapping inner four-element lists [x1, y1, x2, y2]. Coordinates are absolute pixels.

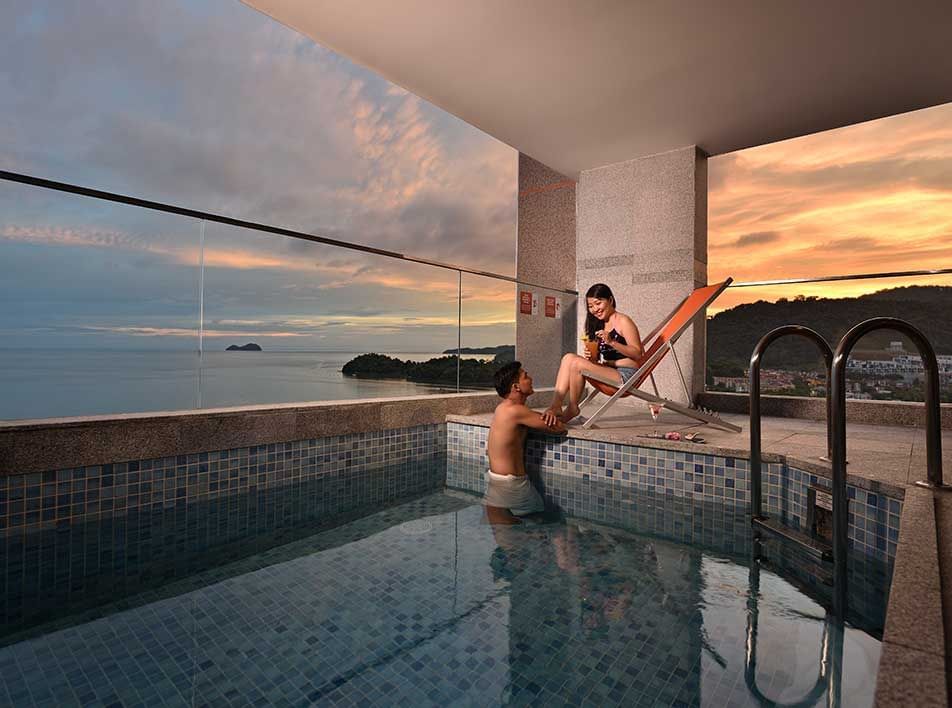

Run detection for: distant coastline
[[343, 346, 515, 387], [441, 345, 514, 356]]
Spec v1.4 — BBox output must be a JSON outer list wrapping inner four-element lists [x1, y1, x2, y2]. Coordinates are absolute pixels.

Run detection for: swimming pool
[[0, 479, 888, 707]]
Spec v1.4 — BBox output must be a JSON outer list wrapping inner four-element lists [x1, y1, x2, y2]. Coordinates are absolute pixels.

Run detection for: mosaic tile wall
[[0, 493, 888, 708], [446, 422, 901, 563], [0, 425, 444, 635], [0, 425, 444, 536], [765, 463, 902, 561]]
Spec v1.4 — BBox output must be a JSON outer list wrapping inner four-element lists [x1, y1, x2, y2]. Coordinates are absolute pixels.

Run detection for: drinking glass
[[584, 339, 600, 362], [648, 402, 664, 435]]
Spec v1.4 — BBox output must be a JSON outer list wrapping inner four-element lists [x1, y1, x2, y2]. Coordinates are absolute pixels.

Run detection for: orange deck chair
[[579, 278, 741, 432]]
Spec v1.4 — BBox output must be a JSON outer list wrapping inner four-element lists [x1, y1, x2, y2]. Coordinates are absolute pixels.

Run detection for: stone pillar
[[516, 154, 577, 387], [576, 146, 708, 403]]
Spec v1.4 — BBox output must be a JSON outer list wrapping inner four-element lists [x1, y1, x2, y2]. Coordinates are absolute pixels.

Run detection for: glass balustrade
[[0, 175, 572, 420], [707, 273, 952, 403], [0, 179, 201, 420]]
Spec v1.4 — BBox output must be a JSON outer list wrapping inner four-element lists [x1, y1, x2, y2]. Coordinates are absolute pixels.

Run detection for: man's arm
[[514, 406, 567, 434]]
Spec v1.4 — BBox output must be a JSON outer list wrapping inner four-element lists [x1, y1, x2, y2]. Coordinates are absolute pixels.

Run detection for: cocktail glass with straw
[[581, 335, 600, 363], [648, 402, 664, 436]]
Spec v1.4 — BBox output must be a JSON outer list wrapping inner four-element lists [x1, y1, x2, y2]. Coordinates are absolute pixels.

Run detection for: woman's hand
[[595, 329, 613, 345]]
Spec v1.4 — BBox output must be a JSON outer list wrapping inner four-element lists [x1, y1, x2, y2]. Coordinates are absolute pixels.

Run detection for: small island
[[226, 343, 262, 351], [343, 346, 514, 387]]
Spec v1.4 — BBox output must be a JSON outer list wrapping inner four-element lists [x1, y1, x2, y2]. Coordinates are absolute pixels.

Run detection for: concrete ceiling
[[244, 0, 952, 178]]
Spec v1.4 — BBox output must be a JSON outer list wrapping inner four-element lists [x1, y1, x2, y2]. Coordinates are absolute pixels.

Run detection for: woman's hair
[[584, 283, 616, 339]]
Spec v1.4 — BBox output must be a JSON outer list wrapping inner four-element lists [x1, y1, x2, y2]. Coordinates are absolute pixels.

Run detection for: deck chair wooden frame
[[580, 278, 741, 432]]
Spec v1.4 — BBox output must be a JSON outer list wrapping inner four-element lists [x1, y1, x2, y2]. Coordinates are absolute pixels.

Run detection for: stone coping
[[446, 413, 907, 500], [0, 390, 549, 477], [875, 487, 947, 706], [699, 391, 952, 429]]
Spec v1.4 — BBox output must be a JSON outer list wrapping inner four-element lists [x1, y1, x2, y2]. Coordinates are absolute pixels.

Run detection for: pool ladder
[[749, 318, 947, 618], [745, 534, 844, 708]]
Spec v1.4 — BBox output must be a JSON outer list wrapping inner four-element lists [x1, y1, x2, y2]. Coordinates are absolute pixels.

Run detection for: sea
[[0, 349, 497, 422]]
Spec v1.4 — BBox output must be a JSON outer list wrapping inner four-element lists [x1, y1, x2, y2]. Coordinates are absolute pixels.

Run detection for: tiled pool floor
[[0, 489, 887, 707]]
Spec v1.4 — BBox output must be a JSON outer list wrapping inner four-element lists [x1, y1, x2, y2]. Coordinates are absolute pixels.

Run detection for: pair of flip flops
[[642, 431, 705, 443]]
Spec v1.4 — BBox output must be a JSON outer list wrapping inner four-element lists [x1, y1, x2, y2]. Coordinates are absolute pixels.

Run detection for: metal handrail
[[0, 169, 578, 296], [830, 317, 947, 616], [745, 537, 844, 707], [750, 325, 834, 519], [729, 266, 952, 288]]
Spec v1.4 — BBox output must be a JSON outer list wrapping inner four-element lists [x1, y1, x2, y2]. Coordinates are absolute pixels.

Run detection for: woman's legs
[[548, 354, 622, 422], [547, 353, 577, 414]]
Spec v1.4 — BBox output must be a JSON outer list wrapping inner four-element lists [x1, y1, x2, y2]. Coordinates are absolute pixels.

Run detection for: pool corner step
[[753, 516, 833, 561]]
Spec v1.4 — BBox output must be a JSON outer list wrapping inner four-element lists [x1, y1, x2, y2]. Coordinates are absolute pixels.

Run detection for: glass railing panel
[[198, 221, 462, 407], [0, 181, 201, 420], [706, 274, 952, 402], [2, 1, 518, 283], [458, 274, 517, 391]]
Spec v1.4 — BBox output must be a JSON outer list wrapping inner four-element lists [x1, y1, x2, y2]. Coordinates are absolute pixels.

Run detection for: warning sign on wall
[[519, 290, 533, 315], [544, 296, 557, 318]]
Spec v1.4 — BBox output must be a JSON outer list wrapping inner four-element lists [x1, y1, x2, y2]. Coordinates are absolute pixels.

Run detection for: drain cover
[[399, 519, 433, 535]]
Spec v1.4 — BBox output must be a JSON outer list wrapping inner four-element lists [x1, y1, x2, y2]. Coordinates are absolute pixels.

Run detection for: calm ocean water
[[0, 350, 496, 421]]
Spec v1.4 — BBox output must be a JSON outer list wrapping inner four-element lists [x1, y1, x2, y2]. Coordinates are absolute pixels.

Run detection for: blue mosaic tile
[[0, 425, 446, 637], [0, 491, 886, 708], [0, 420, 898, 707], [446, 422, 901, 564]]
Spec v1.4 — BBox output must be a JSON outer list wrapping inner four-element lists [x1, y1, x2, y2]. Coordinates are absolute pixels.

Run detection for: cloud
[[708, 101, 952, 289], [81, 325, 307, 338], [1, 224, 167, 252], [0, 0, 519, 353], [0, 1, 517, 274], [711, 231, 780, 249], [734, 231, 780, 248]]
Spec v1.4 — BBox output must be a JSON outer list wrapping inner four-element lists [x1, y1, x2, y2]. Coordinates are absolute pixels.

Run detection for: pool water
[[0, 489, 888, 707]]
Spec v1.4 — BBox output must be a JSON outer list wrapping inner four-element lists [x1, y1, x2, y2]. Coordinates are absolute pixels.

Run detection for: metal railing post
[[831, 317, 948, 617], [456, 270, 462, 392], [749, 326, 833, 519]]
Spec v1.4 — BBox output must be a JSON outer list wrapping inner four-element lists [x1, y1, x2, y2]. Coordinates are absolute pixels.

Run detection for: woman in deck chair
[[545, 283, 644, 423]]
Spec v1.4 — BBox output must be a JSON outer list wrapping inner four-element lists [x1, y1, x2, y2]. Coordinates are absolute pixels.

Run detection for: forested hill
[[707, 286, 952, 375]]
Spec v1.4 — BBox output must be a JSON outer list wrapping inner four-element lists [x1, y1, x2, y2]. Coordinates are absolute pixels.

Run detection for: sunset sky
[[0, 0, 517, 352], [708, 102, 952, 312], [1, 1, 950, 350]]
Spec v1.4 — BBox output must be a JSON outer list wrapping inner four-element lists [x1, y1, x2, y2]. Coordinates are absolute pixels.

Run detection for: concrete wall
[[516, 154, 577, 387], [698, 390, 952, 429], [576, 146, 708, 403]]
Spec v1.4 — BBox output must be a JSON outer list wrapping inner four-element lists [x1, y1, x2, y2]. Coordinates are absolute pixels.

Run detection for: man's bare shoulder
[[492, 399, 523, 422], [492, 399, 566, 435]]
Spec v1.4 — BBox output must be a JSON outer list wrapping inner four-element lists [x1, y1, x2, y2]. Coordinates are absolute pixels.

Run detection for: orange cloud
[[82, 326, 307, 338], [709, 101, 952, 299]]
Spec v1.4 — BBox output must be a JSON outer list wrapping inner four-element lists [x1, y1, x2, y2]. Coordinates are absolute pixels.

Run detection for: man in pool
[[485, 361, 566, 520]]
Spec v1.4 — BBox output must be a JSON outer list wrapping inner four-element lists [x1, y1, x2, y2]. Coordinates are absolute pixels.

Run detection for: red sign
[[544, 295, 557, 318], [519, 290, 533, 315]]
